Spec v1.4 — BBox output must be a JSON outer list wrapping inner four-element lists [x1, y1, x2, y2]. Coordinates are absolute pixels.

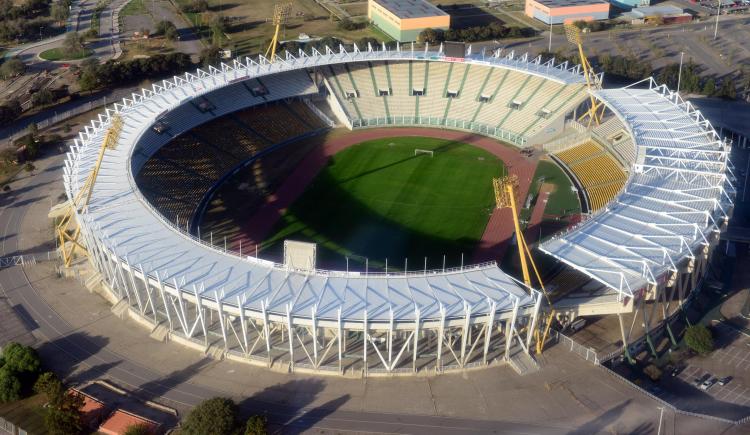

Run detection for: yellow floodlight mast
[[493, 175, 555, 354], [56, 115, 123, 267], [564, 24, 605, 128], [265, 3, 292, 61]]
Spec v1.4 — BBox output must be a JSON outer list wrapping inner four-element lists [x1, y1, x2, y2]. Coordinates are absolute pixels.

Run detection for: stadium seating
[[321, 60, 586, 142], [136, 101, 327, 223], [554, 141, 627, 211]]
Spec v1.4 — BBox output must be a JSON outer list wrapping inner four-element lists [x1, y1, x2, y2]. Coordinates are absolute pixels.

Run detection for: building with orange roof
[[98, 409, 161, 435]]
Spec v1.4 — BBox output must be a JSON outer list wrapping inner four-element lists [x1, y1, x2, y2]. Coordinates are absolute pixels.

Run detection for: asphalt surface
[[0, 151, 580, 434]]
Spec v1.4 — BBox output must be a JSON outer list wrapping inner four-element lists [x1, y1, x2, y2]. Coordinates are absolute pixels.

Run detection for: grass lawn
[[262, 137, 504, 270], [121, 0, 148, 17], [529, 160, 580, 217], [38, 47, 92, 61]]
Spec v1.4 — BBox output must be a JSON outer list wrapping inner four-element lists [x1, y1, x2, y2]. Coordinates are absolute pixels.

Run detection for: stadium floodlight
[[493, 174, 555, 354], [564, 23, 605, 128], [266, 2, 292, 61], [57, 115, 123, 267]]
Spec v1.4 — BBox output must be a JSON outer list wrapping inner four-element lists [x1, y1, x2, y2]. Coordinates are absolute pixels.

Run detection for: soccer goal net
[[414, 149, 434, 157]]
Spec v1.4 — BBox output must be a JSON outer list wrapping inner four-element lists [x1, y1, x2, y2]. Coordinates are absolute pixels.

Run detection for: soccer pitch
[[262, 136, 505, 270]]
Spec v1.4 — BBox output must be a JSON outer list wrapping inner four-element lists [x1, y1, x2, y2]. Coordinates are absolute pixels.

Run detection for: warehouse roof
[[533, 0, 609, 7], [372, 0, 448, 19]]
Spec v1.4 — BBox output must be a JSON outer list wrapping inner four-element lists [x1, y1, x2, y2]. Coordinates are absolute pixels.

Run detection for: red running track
[[232, 128, 537, 263]]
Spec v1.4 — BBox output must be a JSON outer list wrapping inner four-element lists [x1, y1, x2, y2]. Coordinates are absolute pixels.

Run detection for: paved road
[[0, 151, 585, 434]]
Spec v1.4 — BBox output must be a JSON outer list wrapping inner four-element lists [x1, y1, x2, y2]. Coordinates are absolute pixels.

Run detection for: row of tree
[[540, 49, 742, 99], [418, 23, 535, 44], [0, 0, 65, 42], [77, 52, 193, 92], [182, 397, 267, 435]]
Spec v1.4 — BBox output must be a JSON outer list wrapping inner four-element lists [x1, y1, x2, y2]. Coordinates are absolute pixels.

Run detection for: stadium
[[59, 41, 734, 377]]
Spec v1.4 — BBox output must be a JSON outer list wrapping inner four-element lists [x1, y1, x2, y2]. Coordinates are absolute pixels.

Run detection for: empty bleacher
[[136, 101, 327, 223], [554, 141, 628, 211]]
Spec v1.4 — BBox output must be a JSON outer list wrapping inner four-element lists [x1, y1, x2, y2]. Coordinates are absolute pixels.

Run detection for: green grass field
[[262, 137, 504, 270], [529, 160, 580, 216]]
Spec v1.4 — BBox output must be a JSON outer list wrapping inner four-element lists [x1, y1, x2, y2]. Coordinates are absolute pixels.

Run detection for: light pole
[[714, 0, 722, 40], [548, 20, 552, 52], [677, 51, 684, 94], [657, 406, 665, 435]]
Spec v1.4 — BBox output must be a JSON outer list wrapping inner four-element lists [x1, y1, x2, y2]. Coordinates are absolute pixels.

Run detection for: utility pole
[[656, 406, 665, 435], [714, 0, 721, 40], [677, 51, 684, 94], [548, 20, 552, 53]]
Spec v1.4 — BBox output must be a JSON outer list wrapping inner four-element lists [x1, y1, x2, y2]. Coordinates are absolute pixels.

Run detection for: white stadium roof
[[64, 45, 730, 326], [541, 78, 734, 297], [66, 45, 589, 325]]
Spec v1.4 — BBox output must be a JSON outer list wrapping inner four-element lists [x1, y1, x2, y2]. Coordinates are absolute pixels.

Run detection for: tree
[[50, 3, 69, 22], [685, 324, 713, 355], [156, 20, 178, 41], [718, 77, 737, 99], [702, 78, 716, 96], [31, 88, 54, 107], [45, 393, 84, 435], [37, 373, 84, 435], [2, 342, 41, 374], [124, 423, 153, 435], [182, 0, 208, 13], [417, 28, 443, 44], [0, 367, 21, 403], [0, 57, 25, 79], [200, 45, 223, 67], [0, 99, 22, 127], [337, 18, 362, 31], [244, 415, 267, 435], [182, 397, 239, 435], [62, 32, 85, 57], [34, 372, 59, 396]]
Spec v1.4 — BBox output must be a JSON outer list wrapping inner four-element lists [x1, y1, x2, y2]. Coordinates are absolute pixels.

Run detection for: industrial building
[[610, 0, 652, 8], [620, 5, 692, 24], [368, 0, 450, 42], [525, 0, 611, 24]]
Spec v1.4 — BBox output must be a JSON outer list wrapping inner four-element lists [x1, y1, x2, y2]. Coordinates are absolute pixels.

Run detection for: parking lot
[[673, 365, 750, 407]]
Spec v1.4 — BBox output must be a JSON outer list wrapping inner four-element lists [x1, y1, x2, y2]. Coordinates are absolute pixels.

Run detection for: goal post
[[414, 148, 434, 157]]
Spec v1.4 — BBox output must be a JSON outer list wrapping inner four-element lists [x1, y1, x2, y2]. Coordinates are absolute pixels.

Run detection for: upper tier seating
[[323, 60, 586, 142]]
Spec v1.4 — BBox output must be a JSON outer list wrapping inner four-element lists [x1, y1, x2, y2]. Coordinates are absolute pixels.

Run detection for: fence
[[555, 330, 750, 426], [3, 89, 132, 145], [552, 330, 599, 364], [0, 251, 56, 268]]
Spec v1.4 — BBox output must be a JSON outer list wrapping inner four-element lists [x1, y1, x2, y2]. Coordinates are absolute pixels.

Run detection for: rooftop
[[372, 0, 448, 19], [534, 0, 609, 7]]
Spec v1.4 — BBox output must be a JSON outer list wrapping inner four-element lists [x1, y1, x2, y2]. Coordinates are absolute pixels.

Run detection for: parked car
[[701, 377, 717, 390], [718, 376, 733, 386], [694, 373, 711, 387], [671, 366, 685, 377]]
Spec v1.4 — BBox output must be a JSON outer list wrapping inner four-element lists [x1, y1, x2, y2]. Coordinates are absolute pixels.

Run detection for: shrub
[[0, 57, 26, 79], [643, 364, 662, 381], [244, 414, 267, 435], [685, 324, 713, 355], [0, 367, 22, 403], [182, 397, 239, 435], [124, 423, 153, 435]]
